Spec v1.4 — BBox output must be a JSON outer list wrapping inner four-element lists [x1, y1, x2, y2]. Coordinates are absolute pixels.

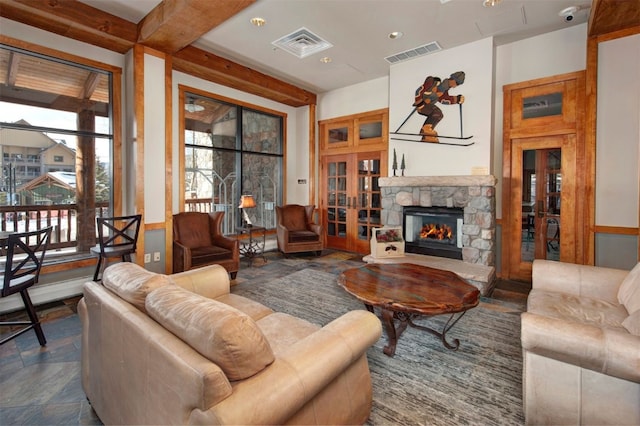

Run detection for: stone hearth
[[371, 175, 497, 295]]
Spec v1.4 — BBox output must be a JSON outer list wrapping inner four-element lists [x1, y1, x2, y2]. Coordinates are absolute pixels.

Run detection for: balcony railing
[[0, 202, 109, 253]]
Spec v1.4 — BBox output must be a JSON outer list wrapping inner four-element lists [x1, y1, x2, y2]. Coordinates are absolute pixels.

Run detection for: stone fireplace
[[371, 175, 497, 295]]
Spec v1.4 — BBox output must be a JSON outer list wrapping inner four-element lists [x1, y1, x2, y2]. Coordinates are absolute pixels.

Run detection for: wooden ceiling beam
[[174, 46, 317, 107], [81, 72, 101, 100], [588, 0, 640, 37], [138, 0, 255, 53], [0, 0, 137, 54]]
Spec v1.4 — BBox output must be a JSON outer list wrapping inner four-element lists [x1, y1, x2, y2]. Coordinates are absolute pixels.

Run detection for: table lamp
[[238, 195, 256, 227]]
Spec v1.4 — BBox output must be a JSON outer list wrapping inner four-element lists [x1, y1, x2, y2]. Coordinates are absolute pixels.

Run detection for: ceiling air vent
[[272, 27, 333, 59], [385, 41, 442, 64]]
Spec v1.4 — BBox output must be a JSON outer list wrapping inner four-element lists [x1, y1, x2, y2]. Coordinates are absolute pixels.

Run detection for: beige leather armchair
[[173, 212, 239, 279], [521, 260, 640, 425], [276, 204, 323, 256]]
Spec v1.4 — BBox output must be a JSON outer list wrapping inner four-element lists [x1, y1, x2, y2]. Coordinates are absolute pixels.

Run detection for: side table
[[236, 226, 267, 266]]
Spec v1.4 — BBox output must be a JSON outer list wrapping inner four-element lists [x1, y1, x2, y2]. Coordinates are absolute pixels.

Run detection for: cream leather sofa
[[78, 263, 382, 425], [521, 260, 640, 425]]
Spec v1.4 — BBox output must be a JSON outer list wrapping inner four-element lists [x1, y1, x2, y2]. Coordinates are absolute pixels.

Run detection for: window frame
[[178, 85, 286, 233], [0, 35, 123, 273]]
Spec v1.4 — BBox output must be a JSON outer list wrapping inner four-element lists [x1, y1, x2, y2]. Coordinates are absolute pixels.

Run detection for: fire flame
[[419, 223, 453, 241]]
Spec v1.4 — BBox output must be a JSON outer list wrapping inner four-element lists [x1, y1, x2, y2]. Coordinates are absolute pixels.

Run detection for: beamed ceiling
[[0, 0, 639, 109]]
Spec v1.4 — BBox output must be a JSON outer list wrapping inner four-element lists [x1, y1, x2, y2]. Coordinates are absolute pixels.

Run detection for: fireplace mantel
[[379, 175, 497, 188]]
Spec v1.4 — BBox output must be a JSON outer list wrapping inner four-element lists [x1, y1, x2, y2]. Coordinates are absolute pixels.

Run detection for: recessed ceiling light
[[320, 56, 332, 63], [250, 17, 266, 27], [389, 31, 404, 40], [483, 0, 502, 7]]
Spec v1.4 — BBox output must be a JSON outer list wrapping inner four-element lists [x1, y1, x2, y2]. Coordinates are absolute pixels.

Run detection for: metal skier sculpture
[[391, 71, 473, 146], [414, 71, 465, 142]]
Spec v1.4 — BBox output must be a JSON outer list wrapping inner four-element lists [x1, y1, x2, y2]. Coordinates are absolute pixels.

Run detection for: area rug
[[232, 267, 525, 426]]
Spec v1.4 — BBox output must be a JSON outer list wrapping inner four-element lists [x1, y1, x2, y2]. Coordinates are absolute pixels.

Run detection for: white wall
[[143, 54, 167, 223], [317, 76, 389, 120], [493, 24, 588, 217], [596, 34, 640, 228], [389, 37, 494, 177]]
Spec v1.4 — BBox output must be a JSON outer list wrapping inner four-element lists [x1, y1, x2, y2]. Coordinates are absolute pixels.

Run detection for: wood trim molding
[[133, 45, 146, 268], [593, 226, 639, 236], [309, 104, 317, 205], [145, 222, 167, 231], [165, 54, 173, 274]]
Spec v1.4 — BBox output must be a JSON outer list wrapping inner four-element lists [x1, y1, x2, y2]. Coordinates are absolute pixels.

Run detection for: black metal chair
[[1, 226, 53, 346], [90, 214, 142, 281]]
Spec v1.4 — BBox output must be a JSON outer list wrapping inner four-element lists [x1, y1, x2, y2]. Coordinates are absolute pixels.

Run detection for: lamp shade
[[238, 195, 256, 209]]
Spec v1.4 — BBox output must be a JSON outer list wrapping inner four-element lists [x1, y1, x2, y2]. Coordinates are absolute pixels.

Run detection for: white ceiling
[[80, 0, 591, 94]]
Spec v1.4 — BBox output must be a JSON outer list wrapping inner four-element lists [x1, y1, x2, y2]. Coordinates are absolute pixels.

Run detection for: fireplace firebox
[[403, 206, 463, 260]]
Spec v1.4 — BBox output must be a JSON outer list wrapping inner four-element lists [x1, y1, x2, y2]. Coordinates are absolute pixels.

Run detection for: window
[[181, 89, 283, 234], [0, 42, 118, 262]]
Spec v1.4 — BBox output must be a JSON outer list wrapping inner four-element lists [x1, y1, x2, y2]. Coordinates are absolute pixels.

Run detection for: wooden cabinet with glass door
[[319, 109, 388, 254]]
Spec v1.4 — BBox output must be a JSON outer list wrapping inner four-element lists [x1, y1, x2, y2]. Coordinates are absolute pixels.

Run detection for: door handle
[[353, 197, 357, 208], [537, 200, 544, 218], [347, 196, 351, 208]]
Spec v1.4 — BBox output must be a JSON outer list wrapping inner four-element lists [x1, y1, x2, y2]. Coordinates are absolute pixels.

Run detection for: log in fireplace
[[403, 206, 463, 260]]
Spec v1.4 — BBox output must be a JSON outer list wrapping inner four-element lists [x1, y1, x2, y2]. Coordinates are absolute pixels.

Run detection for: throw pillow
[[622, 309, 640, 336], [145, 285, 274, 381], [617, 262, 640, 314], [102, 262, 172, 313]]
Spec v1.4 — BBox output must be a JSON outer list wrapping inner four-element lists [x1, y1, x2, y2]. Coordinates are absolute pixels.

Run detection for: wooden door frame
[[502, 71, 586, 280]]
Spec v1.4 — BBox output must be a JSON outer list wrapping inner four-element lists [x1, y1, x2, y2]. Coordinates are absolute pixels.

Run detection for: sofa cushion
[[145, 285, 274, 381], [528, 289, 628, 329], [191, 245, 232, 266], [102, 262, 172, 313], [618, 262, 640, 315], [289, 230, 320, 243], [622, 309, 640, 336]]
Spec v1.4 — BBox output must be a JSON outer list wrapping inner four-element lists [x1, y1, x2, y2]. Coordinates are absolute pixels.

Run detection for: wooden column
[[76, 108, 96, 252]]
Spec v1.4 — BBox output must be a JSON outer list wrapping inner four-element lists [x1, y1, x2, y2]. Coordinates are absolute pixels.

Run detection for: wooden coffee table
[[338, 263, 480, 356]]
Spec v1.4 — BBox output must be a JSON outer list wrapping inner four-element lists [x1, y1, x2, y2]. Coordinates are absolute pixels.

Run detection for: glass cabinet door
[[324, 155, 349, 250]]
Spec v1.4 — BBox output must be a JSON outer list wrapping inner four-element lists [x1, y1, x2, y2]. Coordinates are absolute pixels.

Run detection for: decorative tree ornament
[[392, 149, 398, 176]]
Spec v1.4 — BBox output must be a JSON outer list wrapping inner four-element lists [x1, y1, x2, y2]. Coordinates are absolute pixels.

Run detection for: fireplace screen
[[403, 206, 463, 259]]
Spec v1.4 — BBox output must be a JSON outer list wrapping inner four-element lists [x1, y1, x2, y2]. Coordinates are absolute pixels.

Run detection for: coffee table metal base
[[365, 304, 468, 356]]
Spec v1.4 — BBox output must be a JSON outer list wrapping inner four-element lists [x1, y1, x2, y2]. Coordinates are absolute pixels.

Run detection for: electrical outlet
[[144, 253, 151, 263], [153, 252, 160, 262]]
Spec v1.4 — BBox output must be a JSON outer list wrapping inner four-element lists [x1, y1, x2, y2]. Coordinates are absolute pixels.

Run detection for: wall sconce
[[238, 195, 256, 227]]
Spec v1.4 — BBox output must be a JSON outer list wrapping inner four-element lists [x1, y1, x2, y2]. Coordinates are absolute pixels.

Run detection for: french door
[[503, 71, 585, 282], [508, 136, 576, 281], [321, 152, 383, 254]]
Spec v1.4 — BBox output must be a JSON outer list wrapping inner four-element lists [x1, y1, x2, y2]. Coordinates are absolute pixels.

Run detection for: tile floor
[[0, 250, 530, 425]]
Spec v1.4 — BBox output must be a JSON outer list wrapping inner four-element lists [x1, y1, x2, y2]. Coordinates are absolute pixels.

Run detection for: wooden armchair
[[275, 204, 323, 256], [172, 212, 239, 279]]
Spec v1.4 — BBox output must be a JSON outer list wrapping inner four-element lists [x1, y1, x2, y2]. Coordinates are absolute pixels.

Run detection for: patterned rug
[[232, 267, 525, 426]]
